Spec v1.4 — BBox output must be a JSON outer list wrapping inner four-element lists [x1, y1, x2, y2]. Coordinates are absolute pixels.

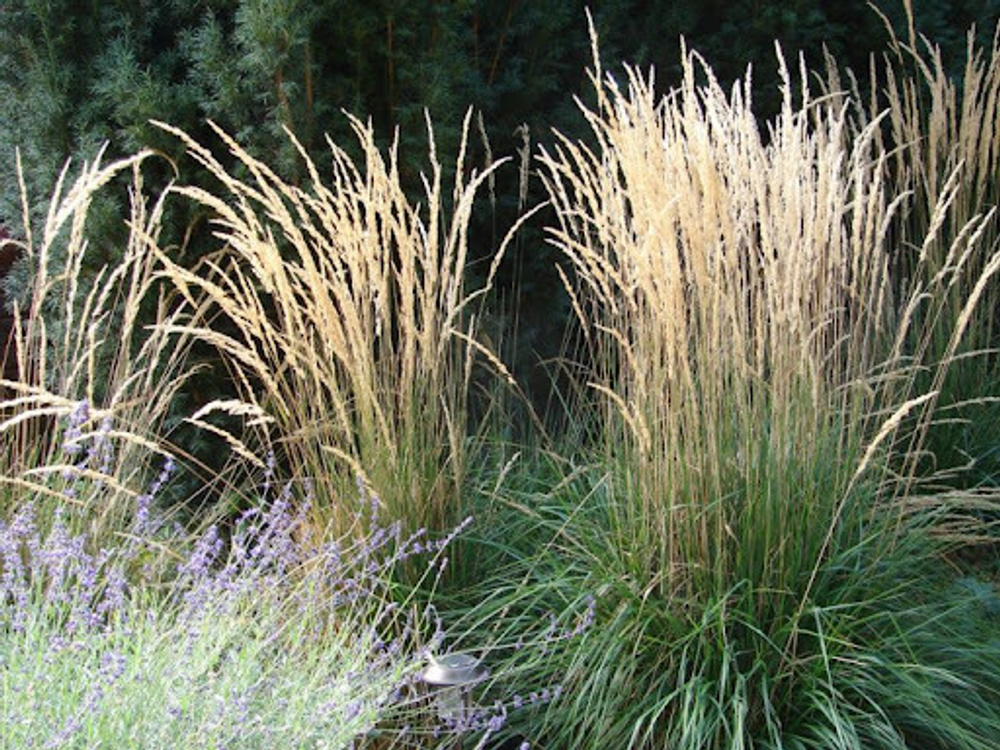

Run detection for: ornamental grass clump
[[155, 112, 529, 536], [530, 17, 1000, 749], [863, 4, 1000, 486], [540, 31, 928, 610], [0, 148, 200, 542]]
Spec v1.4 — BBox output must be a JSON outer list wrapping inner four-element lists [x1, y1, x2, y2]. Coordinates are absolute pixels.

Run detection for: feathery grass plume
[[539, 36, 900, 602], [531, 15, 1000, 749], [0, 148, 201, 541], [154, 112, 525, 536], [856, 3, 1000, 487]]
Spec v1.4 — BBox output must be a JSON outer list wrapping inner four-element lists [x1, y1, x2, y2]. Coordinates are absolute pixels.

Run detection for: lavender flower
[[261, 450, 277, 497], [133, 492, 153, 536], [67, 548, 102, 633], [61, 399, 90, 457], [86, 415, 115, 478], [132, 455, 177, 535], [177, 525, 224, 617], [98, 565, 128, 620], [38, 511, 84, 605], [178, 525, 222, 580], [1, 512, 30, 632]]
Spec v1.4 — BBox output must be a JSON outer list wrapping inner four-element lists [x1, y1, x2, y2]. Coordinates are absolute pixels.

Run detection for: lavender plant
[[0, 456, 482, 749], [1, 418, 586, 750]]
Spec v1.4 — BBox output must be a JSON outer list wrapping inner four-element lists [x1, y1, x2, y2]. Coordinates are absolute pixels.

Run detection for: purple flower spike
[[62, 399, 91, 456]]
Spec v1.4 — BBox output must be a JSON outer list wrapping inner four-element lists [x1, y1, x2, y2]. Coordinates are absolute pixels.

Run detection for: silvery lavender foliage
[[0, 497, 138, 748], [0, 430, 478, 748], [0, 503, 117, 636], [2, 405, 594, 748]]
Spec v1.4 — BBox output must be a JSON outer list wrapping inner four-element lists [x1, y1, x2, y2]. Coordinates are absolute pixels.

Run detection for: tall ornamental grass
[[155, 113, 529, 535], [0, 150, 550, 747], [0, 149, 201, 541], [528, 19, 1000, 749], [865, 3, 1000, 485]]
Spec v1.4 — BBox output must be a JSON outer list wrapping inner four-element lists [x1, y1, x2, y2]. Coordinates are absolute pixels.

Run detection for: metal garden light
[[421, 652, 489, 728]]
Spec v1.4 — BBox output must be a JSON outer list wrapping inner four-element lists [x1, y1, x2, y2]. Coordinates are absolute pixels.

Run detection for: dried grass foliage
[[155, 112, 513, 529], [539, 20, 1000, 594], [1, 9, 996, 567], [0, 149, 199, 534]]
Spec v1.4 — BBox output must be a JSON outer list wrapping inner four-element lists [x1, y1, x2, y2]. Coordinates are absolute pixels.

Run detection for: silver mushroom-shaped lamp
[[421, 652, 489, 729]]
